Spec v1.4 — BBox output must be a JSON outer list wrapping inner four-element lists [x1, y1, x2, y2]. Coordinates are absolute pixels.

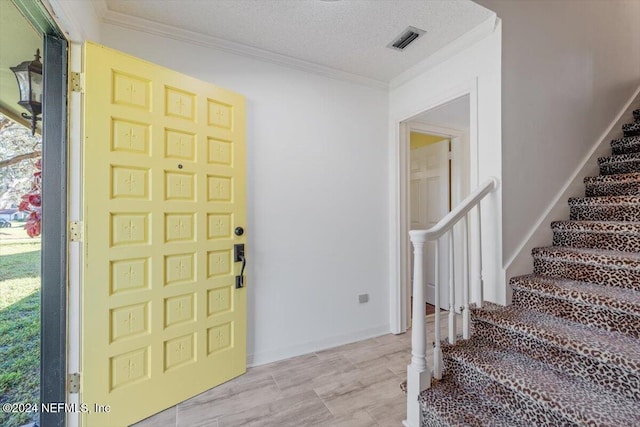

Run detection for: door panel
[[82, 42, 246, 426]]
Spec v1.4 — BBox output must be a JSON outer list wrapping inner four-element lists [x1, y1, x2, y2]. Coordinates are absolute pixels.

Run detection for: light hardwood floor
[[133, 316, 447, 427]]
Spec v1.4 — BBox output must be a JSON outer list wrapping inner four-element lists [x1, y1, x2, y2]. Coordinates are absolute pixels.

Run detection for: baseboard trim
[[505, 84, 640, 285], [246, 323, 391, 367]]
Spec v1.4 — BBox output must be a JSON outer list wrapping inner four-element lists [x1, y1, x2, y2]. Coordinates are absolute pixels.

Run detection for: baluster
[[433, 238, 442, 380], [476, 204, 484, 308], [405, 231, 430, 427], [462, 215, 470, 339], [448, 229, 456, 345]]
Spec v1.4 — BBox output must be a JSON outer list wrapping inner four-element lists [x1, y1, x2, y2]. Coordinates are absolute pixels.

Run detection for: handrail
[[403, 176, 499, 427], [409, 177, 498, 242]]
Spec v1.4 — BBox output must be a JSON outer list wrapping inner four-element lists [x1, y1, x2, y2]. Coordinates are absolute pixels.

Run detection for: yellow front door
[[81, 42, 246, 426]]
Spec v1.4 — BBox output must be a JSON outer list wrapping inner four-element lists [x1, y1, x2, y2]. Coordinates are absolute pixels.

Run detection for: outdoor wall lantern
[[10, 49, 43, 135]]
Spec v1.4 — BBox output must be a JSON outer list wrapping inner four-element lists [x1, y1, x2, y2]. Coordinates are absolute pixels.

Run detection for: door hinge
[[448, 152, 453, 160], [70, 72, 83, 92], [69, 221, 83, 242], [68, 373, 80, 394]]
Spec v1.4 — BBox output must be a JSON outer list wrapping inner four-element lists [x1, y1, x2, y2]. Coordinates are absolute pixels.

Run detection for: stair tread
[[569, 195, 640, 205], [472, 302, 640, 374], [584, 171, 640, 184], [551, 220, 640, 233], [418, 379, 528, 427], [511, 273, 640, 313], [533, 245, 640, 267], [444, 339, 640, 426], [599, 152, 640, 164]]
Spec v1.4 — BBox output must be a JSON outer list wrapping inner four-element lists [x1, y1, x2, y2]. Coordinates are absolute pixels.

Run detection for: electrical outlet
[[358, 294, 369, 304]]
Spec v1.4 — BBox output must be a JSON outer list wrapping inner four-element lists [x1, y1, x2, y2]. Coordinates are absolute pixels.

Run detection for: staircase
[[416, 110, 640, 426]]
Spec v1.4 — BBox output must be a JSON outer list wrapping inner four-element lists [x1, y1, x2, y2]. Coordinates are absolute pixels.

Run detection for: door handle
[[234, 244, 246, 288]]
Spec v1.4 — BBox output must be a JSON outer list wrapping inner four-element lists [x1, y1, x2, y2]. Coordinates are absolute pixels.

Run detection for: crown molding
[[101, 10, 389, 90], [390, 14, 499, 90]]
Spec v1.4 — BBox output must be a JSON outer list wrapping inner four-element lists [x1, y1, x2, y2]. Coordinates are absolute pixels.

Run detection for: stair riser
[[570, 205, 640, 221], [420, 412, 448, 427], [418, 382, 525, 427], [585, 182, 640, 197], [611, 135, 640, 154], [552, 231, 640, 252], [533, 258, 640, 290], [473, 321, 640, 401], [512, 289, 640, 338], [600, 160, 640, 175], [444, 357, 578, 427], [623, 129, 640, 137], [612, 143, 640, 156]]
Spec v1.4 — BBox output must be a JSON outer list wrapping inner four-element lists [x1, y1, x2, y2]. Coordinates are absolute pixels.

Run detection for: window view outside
[[0, 113, 42, 427]]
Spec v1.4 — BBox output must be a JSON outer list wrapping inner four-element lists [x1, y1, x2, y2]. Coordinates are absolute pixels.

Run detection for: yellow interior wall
[[410, 132, 448, 150]]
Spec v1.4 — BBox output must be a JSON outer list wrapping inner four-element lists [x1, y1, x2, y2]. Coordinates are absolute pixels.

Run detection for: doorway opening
[[1, 2, 67, 426], [0, 2, 44, 425], [409, 130, 451, 315], [0, 114, 42, 427], [401, 95, 471, 329]]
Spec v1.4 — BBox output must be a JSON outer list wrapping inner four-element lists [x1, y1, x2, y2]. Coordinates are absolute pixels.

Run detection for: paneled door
[[82, 42, 246, 426], [410, 139, 450, 308]]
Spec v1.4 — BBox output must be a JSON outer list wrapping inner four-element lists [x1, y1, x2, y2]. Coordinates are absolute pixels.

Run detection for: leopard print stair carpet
[[584, 172, 640, 197], [510, 274, 640, 338], [568, 195, 640, 221], [415, 108, 640, 426], [471, 303, 640, 401], [611, 136, 640, 155], [551, 220, 640, 252], [599, 152, 640, 176], [430, 339, 640, 427]]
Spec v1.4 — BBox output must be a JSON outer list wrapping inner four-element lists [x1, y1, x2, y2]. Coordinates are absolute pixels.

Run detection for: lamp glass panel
[[14, 71, 30, 101], [31, 72, 42, 103]]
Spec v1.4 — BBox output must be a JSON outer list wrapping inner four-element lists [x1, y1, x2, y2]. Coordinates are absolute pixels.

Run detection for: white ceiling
[[411, 94, 470, 130], [102, 0, 494, 85]]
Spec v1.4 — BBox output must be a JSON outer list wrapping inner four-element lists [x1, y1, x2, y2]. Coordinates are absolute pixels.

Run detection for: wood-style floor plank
[[132, 314, 454, 427]]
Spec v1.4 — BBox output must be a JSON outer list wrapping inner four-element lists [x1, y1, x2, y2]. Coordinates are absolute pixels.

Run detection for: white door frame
[[391, 84, 478, 334], [65, 41, 84, 427], [404, 123, 468, 324]]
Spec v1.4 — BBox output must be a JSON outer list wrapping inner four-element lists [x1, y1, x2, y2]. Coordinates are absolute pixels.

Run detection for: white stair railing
[[403, 177, 499, 427]]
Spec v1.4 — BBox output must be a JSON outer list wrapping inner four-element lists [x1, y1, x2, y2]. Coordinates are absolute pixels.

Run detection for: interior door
[[410, 139, 450, 309], [81, 42, 246, 426]]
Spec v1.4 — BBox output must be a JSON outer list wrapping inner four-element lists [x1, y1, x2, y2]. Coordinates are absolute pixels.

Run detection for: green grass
[[0, 234, 40, 427]]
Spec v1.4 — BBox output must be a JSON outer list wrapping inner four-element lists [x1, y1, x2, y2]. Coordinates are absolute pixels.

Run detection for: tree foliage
[[0, 114, 41, 211], [18, 159, 41, 237]]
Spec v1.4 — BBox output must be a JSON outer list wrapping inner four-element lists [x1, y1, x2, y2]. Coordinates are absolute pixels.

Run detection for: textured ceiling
[[104, 0, 494, 83]]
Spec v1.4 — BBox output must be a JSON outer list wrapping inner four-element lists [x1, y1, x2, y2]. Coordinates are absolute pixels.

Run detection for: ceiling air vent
[[387, 26, 426, 51]]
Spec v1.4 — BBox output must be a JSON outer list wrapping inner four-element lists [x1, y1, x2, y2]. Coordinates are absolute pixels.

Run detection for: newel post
[[404, 231, 431, 427]]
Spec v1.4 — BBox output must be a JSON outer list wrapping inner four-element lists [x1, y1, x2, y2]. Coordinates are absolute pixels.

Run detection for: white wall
[[96, 24, 390, 365], [388, 19, 503, 319], [475, 0, 640, 277]]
